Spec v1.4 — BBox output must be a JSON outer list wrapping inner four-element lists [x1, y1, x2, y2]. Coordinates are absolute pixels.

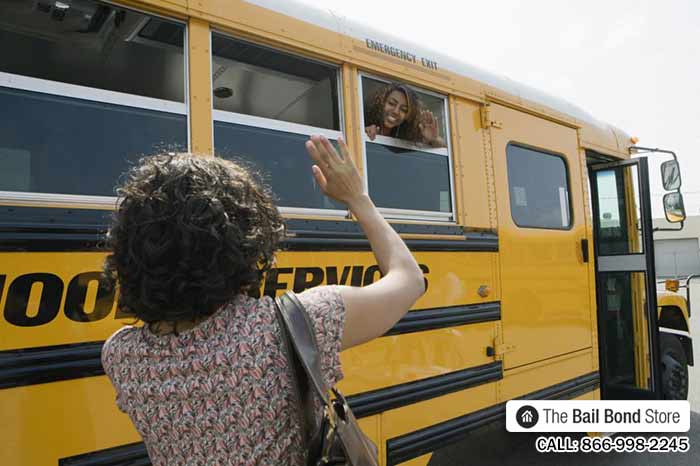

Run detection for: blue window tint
[[214, 122, 343, 210], [366, 143, 451, 213], [0, 87, 186, 196]]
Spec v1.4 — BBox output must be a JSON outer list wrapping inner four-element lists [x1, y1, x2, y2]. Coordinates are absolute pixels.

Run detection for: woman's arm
[[305, 136, 426, 350]]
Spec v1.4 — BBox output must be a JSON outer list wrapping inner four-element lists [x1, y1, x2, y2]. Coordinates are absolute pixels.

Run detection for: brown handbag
[[274, 292, 379, 466]]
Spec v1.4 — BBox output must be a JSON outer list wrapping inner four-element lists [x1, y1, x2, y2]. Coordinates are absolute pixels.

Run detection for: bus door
[[589, 157, 662, 399], [489, 103, 592, 370]]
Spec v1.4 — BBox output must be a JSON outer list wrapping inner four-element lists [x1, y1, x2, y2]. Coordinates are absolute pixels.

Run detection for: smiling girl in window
[[364, 82, 445, 148]]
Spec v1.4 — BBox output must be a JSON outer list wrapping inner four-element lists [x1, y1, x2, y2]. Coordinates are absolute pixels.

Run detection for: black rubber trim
[[0, 301, 501, 390], [0, 207, 498, 252], [0, 341, 105, 389], [282, 236, 497, 251], [284, 218, 467, 236], [388, 404, 506, 466], [59, 442, 150, 466], [0, 206, 111, 252], [385, 302, 500, 336], [386, 371, 600, 465], [283, 223, 497, 251], [347, 361, 502, 418]]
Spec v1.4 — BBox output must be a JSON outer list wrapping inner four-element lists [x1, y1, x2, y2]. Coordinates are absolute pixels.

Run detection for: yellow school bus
[[0, 1, 693, 464]]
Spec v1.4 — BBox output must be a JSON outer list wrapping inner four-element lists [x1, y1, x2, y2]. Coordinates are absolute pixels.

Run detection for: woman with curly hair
[[364, 82, 445, 147], [101, 136, 425, 465]]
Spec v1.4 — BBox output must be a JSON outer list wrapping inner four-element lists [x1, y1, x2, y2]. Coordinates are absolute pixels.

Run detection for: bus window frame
[[357, 72, 456, 223], [505, 141, 574, 231], [0, 4, 190, 209], [210, 29, 348, 219]]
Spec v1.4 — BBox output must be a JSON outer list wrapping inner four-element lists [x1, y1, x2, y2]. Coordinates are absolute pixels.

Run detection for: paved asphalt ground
[[429, 283, 700, 466]]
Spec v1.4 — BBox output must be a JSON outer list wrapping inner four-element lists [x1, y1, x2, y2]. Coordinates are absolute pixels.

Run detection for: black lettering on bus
[[363, 265, 383, 286], [0, 263, 432, 325], [350, 266, 364, 287], [419, 264, 430, 292], [64, 272, 116, 322], [4, 273, 63, 327], [263, 267, 293, 297], [293, 267, 324, 293], [326, 266, 351, 286]]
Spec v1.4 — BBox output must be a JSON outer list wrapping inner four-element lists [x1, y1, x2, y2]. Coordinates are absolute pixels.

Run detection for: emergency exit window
[[359, 75, 454, 221], [506, 143, 572, 229]]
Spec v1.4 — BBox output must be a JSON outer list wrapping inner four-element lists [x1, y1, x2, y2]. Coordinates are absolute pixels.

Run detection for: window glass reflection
[[506, 144, 572, 229], [366, 143, 451, 213]]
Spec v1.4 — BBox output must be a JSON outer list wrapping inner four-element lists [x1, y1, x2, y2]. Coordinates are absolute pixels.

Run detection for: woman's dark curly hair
[[103, 153, 283, 324], [365, 82, 423, 142]]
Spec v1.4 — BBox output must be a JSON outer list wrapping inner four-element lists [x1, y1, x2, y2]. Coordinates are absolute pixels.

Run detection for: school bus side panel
[[0, 246, 500, 463]]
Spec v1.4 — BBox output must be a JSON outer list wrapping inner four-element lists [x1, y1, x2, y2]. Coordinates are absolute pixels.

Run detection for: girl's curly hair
[[365, 82, 423, 142], [103, 153, 283, 324]]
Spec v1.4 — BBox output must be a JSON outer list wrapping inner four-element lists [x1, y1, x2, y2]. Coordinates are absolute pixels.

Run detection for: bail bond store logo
[[507, 400, 690, 433], [516, 405, 539, 429]]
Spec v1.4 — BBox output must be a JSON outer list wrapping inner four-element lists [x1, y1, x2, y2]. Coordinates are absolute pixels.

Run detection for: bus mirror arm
[[630, 146, 678, 162], [653, 222, 684, 233]]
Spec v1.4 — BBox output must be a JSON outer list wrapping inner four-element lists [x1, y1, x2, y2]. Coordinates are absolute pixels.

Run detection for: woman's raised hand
[[419, 110, 446, 148], [305, 135, 365, 206], [419, 110, 439, 143], [364, 124, 380, 141]]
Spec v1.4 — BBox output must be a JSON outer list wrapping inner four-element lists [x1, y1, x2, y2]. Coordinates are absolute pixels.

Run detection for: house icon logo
[[516, 405, 539, 428]]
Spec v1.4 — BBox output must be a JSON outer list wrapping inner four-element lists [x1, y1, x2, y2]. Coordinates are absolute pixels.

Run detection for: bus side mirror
[[661, 160, 682, 191], [663, 192, 686, 223]]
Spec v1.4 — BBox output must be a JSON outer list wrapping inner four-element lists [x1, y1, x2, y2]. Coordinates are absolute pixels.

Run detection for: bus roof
[[244, 0, 631, 155]]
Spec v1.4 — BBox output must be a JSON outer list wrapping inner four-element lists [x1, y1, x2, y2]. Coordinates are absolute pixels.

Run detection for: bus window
[[362, 77, 446, 147], [0, 0, 187, 201], [506, 144, 572, 229], [211, 33, 343, 214], [360, 75, 453, 221], [594, 166, 644, 254]]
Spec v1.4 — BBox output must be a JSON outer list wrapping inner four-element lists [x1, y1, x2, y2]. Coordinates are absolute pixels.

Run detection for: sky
[[304, 0, 700, 219]]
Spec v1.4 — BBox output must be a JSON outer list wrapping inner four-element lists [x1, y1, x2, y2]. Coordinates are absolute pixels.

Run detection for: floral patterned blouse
[[101, 286, 345, 466]]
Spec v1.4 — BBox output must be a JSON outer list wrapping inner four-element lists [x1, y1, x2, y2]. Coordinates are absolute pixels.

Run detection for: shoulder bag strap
[[277, 291, 380, 466], [275, 292, 330, 404], [273, 298, 315, 447]]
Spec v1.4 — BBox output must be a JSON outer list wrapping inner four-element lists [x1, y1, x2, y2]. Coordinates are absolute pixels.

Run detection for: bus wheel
[[660, 333, 688, 400]]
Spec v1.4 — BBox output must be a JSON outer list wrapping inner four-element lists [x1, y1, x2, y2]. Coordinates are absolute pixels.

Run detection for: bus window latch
[[486, 343, 516, 357]]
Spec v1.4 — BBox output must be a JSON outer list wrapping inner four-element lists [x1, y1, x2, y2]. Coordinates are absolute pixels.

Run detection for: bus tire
[[660, 333, 688, 400]]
